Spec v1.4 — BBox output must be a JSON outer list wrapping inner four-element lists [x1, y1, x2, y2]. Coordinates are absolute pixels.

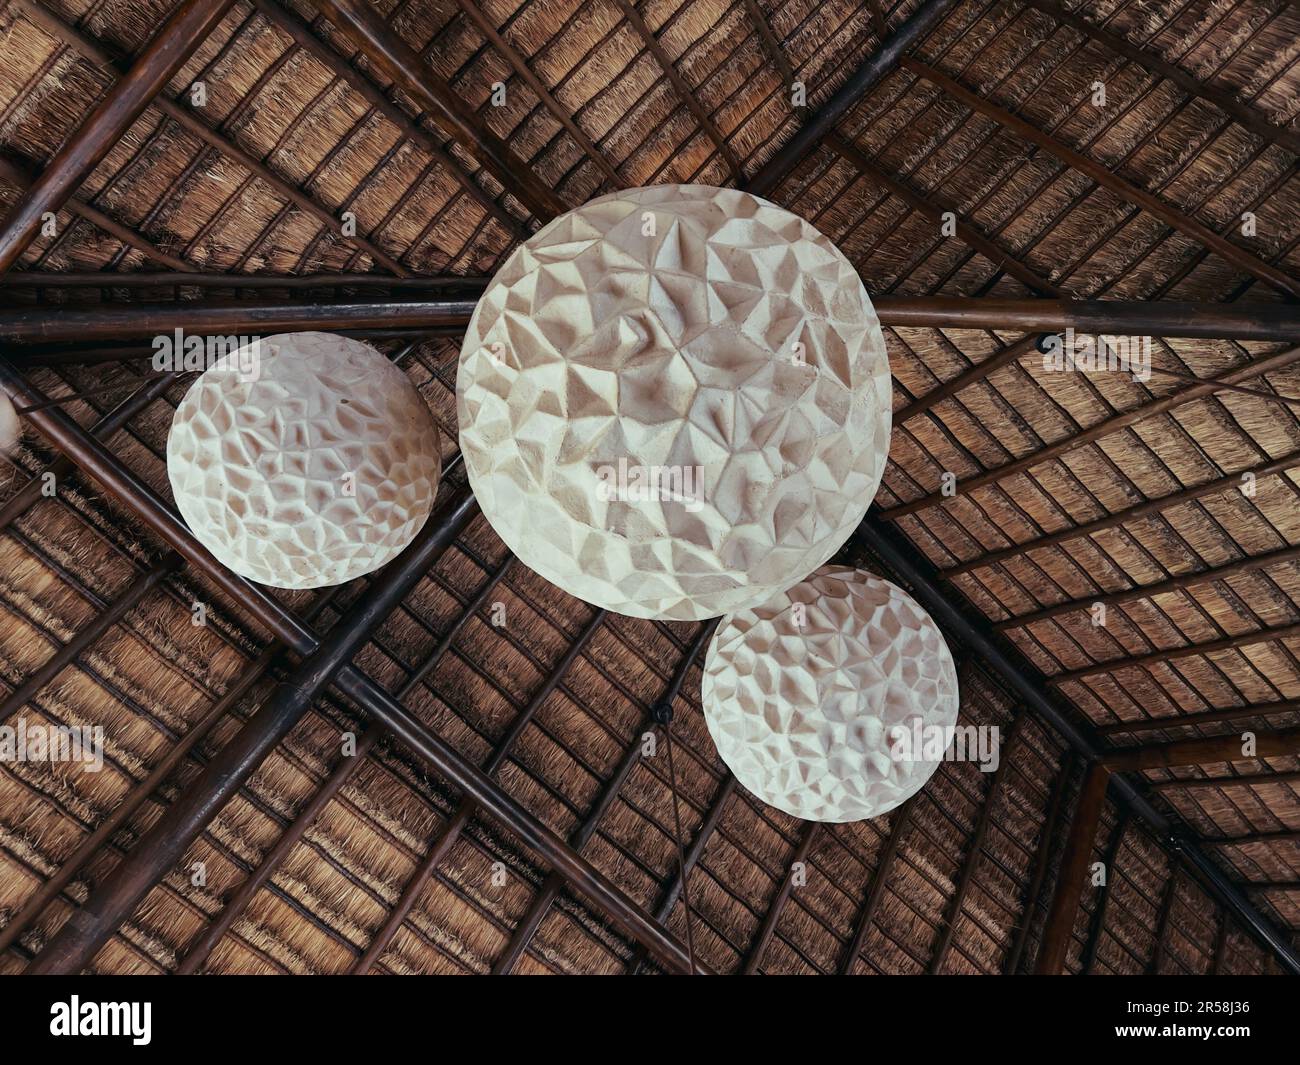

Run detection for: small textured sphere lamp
[[167, 331, 441, 589], [458, 184, 891, 620], [702, 566, 959, 822]]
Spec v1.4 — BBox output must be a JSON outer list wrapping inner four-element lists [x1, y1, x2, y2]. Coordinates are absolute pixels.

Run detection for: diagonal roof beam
[[0, 0, 236, 274], [945, 447, 1300, 578], [839, 797, 915, 973], [1021, 0, 1300, 157], [854, 513, 1300, 974], [745, 0, 958, 197], [881, 343, 1300, 520], [16, 0, 410, 276], [0, 362, 700, 975], [740, 823, 820, 974], [904, 58, 1300, 299], [312, 0, 565, 222], [609, 0, 742, 180]]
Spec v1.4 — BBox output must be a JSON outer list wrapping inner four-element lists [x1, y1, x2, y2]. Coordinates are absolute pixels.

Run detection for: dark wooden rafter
[[1102, 727, 1300, 773], [740, 822, 820, 974], [0, 553, 180, 724], [1099, 697, 1300, 738], [0, 0, 238, 275], [24, 481, 480, 974], [901, 58, 1300, 299], [839, 797, 916, 974], [1005, 752, 1072, 974], [881, 343, 1300, 521], [0, 364, 700, 975], [0, 589, 339, 958], [0, 155, 195, 272], [607, 0, 741, 180], [351, 608, 609, 974], [448, 0, 622, 187], [173, 557, 515, 974], [249, 0, 530, 241], [945, 449, 1300, 578], [928, 714, 1026, 973], [6, 295, 1298, 346], [1020, 0, 1300, 158], [1034, 760, 1110, 974], [1079, 812, 1129, 975], [1152, 769, 1300, 794], [15, 0, 413, 276], [1148, 854, 1182, 975], [493, 619, 716, 975], [996, 541, 1300, 632], [1050, 619, 1300, 687], [312, 0, 566, 222]]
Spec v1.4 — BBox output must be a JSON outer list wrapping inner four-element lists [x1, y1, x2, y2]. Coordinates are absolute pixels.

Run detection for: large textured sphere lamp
[[457, 184, 892, 620]]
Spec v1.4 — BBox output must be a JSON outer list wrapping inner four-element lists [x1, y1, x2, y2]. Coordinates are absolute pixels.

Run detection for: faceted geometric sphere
[[702, 567, 959, 822], [168, 331, 441, 589], [458, 184, 891, 620]]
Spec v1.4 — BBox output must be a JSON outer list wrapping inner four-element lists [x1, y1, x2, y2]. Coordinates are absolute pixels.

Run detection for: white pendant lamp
[[167, 331, 441, 589], [702, 566, 959, 822], [457, 184, 891, 621]]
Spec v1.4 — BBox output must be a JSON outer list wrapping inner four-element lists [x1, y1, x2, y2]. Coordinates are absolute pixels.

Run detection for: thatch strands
[[0, 0, 1298, 977]]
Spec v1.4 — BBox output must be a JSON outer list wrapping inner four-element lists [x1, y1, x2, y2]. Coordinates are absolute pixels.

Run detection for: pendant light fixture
[[702, 566, 959, 822], [167, 331, 441, 590], [457, 184, 892, 620]]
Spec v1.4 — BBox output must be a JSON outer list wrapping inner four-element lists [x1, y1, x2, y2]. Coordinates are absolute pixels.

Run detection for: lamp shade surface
[[167, 331, 441, 589], [702, 567, 959, 822], [458, 184, 891, 620]]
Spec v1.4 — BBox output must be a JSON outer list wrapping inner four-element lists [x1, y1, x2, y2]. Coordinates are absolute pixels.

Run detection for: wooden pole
[[1034, 761, 1110, 974], [1103, 728, 1300, 773], [4, 296, 1297, 345], [0, 0, 237, 274]]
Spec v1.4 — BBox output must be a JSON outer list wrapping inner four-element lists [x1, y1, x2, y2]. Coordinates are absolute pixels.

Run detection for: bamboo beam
[[0, 374, 175, 532], [1147, 854, 1181, 974], [996, 541, 1300, 632], [1205, 830, 1300, 847], [0, 155, 195, 272], [0, 589, 336, 958], [1102, 727, 1300, 773], [608, 0, 741, 180], [896, 334, 1043, 422], [0, 553, 180, 724], [1098, 698, 1300, 738], [1079, 812, 1129, 974], [1151, 769, 1300, 793], [904, 58, 1300, 299], [15, 0, 409, 276], [1050, 619, 1300, 687], [0, 271, 487, 289], [1034, 761, 1110, 974], [945, 449, 1300, 578], [312, 0, 564, 221], [174, 558, 513, 974], [249, 0, 528, 241], [5, 295, 1297, 346], [25, 484, 479, 973], [492, 620, 716, 975], [351, 608, 608, 974], [741, 823, 819, 974], [1020, 0, 1300, 157], [827, 133, 1060, 296], [1005, 753, 1072, 974], [838, 797, 915, 974], [882, 343, 1300, 521], [0, 362, 699, 974], [0, 0, 236, 275], [928, 716, 1025, 973], [628, 770, 736, 973], [745, 0, 958, 196]]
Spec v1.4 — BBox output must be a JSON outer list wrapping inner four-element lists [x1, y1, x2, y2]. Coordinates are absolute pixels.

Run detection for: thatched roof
[[0, 0, 1296, 974]]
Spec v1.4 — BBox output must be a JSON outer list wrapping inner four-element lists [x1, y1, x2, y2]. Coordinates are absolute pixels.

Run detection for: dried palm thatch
[[0, 0, 1296, 976]]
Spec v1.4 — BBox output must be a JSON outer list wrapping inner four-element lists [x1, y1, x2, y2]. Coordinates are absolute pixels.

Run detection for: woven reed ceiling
[[0, 0, 1296, 975]]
